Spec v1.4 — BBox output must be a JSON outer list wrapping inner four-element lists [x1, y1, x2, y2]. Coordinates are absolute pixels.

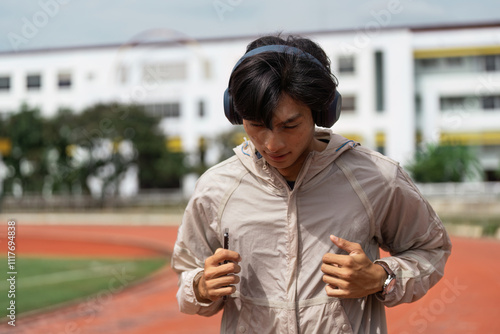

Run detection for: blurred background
[[0, 0, 500, 212], [0, 1, 499, 333]]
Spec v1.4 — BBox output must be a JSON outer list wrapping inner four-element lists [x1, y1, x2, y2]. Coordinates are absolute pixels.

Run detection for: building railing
[[0, 189, 186, 211], [417, 182, 500, 199], [1, 182, 499, 211]]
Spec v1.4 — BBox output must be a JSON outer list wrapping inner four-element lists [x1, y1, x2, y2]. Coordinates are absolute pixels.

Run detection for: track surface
[[1, 224, 499, 334]]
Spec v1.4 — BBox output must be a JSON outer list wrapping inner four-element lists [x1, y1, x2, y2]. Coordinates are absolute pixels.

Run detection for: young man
[[172, 35, 451, 333]]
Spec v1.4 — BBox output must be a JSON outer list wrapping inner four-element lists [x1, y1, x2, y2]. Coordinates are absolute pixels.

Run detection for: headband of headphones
[[223, 44, 342, 127]]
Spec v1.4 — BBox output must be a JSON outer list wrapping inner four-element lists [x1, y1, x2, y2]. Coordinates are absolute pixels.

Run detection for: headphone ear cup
[[223, 88, 232, 123], [317, 90, 342, 128], [223, 88, 242, 125]]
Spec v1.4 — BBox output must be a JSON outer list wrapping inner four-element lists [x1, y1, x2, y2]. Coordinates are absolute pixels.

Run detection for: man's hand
[[321, 235, 387, 298], [195, 248, 242, 303]]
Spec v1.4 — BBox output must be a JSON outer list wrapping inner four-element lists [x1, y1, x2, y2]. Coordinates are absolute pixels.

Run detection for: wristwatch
[[376, 261, 396, 298]]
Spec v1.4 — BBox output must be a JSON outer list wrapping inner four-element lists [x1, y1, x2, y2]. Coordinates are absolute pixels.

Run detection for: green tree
[[43, 108, 83, 195], [2, 104, 47, 195], [67, 103, 186, 194], [1, 103, 188, 201], [215, 126, 246, 163], [122, 105, 187, 189], [406, 142, 482, 183]]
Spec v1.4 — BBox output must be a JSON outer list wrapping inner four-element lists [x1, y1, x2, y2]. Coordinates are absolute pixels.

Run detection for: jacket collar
[[234, 128, 359, 192]]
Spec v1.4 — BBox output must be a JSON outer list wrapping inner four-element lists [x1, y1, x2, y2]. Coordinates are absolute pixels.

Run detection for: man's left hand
[[321, 235, 387, 298]]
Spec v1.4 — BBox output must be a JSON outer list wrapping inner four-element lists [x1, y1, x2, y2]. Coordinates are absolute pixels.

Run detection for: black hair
[[228, 34, 338, 129]]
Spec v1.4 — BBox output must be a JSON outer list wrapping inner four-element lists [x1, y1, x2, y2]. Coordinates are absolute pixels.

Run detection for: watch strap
[[375, 261, 396, 297]]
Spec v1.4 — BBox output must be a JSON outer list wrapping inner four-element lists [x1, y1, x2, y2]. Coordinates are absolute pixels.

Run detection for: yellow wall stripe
[[339, 132, 500, 147], [339, 133, 364, 144], [338, 133, 387, 147], [441, 132, 500, 145], [414, 45, 500, 59]]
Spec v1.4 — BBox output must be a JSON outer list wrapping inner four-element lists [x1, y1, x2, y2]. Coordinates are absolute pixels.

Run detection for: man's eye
[[283, 124, 298, 129], [251, 123, 264, 128]]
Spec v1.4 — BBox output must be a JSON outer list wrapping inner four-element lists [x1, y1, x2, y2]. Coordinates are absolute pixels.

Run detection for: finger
[[322, 253, 343, 266], [330, 235, 363, 255], [205, 275, 240, 300], [205, 262, 241, 280], [219, 262, 242, 275], [213, 248, 241, 260], [322, 273, 345, 287], [215, 285, 237, 298], [206, 274, 241, 289], [204, 283, 236, 300], [321, 262, 342, 277], [208, 249, 242, 266], [322, 253, 355, 269], [325, 284, 349, 298]]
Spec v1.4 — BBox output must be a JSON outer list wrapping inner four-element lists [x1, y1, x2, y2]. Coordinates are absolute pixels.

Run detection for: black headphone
[[223, 44, 342, 127]]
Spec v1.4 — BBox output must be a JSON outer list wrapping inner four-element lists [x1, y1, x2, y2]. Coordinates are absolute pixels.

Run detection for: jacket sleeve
[[374, 165, 452, 307], [170, 177, 225, 316]]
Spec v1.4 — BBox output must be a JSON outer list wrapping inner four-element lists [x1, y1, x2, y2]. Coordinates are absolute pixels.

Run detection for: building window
[[0, 76, 10, 91], [483, 55, 500, 72], [444, 57, 463, 68], [419, 58, 438, 68], [27, 74, 41, 90], [415, 94, 422, 114], [144, 103, 180, 118], [482, 95, 500, 110], [58, 72, 72, 89], [198, 100, 205, 118], [438, 95, 500, 111], [341, 95, 356, 113], [142, 62, 187, 83], [374, 51, 385, 112], [440, 97, 466, 111], [338, 55, 355, 74]]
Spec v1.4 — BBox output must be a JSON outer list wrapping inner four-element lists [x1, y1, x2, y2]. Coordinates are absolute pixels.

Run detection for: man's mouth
[[266, 152, 289, 162]]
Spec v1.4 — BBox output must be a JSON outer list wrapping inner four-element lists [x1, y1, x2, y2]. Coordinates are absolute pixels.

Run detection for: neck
[[276, 138, 327, 182]]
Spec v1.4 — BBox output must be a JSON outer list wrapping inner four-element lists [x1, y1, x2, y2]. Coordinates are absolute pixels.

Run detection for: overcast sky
[[0, 0, 499, 53]]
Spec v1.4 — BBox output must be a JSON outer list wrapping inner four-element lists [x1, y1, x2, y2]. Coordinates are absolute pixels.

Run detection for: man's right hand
[[195, 248, 242, 303]]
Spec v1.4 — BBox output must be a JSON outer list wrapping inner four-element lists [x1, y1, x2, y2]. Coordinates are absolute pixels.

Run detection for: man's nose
[[264, 130, 286, 153]]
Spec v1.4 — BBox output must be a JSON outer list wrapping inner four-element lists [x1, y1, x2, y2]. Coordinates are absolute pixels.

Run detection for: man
[[172, 34, 451, 333]]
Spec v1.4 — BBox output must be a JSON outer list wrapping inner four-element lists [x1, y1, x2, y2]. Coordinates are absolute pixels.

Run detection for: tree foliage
[[214, 126, 246, 163], [406, 142, 482, 183], [0, 103, 187, 199], [2, 104, 47, 195]]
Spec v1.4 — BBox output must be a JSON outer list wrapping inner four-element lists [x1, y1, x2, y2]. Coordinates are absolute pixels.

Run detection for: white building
[[1, 22, 499, 195]]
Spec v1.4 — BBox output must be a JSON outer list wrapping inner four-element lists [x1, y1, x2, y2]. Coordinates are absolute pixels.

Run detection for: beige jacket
[[172, 129, 451, 334]]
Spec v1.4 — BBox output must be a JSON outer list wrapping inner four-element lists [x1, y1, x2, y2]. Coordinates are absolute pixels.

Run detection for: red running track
[[0, 224, 499, 334]]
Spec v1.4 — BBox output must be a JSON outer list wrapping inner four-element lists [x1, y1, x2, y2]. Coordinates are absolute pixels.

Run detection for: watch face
[[386, 276, 396, 294]]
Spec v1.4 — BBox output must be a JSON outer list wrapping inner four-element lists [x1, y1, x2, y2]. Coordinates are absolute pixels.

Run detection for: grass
[[0, 256, 167, 318]]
